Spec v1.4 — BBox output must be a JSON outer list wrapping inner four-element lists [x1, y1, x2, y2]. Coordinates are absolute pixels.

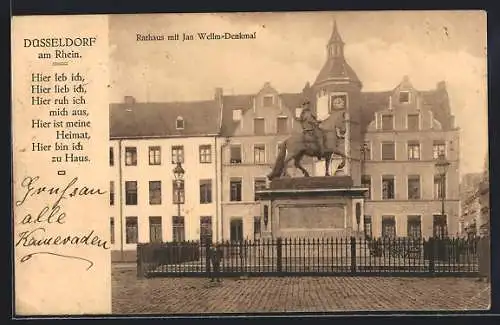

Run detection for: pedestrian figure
[[209, 243, 223, 283]]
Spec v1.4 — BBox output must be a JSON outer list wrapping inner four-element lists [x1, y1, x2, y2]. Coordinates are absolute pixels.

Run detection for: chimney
[[123, 96, 136, 112], [449, 116, 455, 128], [124, 96, 136, 104], [215, 88, 224, 131], [302, 82, 312, 102], [214, 87, 223, 107], [437, 81, 446, 90]]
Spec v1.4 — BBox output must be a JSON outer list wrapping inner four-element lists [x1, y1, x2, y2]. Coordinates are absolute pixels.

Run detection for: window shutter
[[382, 143, 395, 160]]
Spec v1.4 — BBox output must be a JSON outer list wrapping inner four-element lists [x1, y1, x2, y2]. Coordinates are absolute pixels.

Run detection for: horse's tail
[[267, 141, 287, 180]]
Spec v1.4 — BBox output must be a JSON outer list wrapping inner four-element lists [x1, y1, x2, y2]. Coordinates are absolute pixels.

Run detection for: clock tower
[[310, 20, 363, 185]]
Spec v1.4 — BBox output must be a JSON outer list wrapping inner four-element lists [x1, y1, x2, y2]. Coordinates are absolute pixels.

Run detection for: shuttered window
[[381, 142, 395, 160]]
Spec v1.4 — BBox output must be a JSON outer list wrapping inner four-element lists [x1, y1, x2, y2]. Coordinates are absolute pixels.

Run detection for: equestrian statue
[[267, 101, 348, 181]]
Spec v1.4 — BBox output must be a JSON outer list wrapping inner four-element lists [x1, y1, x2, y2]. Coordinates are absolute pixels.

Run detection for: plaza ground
[[112, 263, 490, 314]]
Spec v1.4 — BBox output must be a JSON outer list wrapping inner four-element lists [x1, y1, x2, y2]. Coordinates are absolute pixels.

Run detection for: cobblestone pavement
[[112, 266, 490, 314]]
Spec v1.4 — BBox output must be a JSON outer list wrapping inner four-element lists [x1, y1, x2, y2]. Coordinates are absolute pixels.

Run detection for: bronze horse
[[267, 113, 347, 180]]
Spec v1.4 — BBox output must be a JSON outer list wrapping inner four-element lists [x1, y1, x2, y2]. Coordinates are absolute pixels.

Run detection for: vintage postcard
[[11, 11, 490, 316]]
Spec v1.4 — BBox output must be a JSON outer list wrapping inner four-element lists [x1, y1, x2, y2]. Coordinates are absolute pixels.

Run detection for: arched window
[[176, 116, 184, 130]]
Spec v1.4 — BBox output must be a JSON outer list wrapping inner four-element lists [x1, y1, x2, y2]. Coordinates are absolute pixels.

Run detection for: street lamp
[[360, 142, 369, 162], [355, 202, 361, 233], [359, 143, 370, 236], [435, 153, 450, 238], [173, 161, 185, 241], [263, 205, 269, 229], [360, 142, 369, 179]]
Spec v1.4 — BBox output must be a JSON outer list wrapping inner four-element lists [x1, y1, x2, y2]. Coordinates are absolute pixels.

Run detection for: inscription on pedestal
[[278, 205, 345, 229], [270, 176, 353, 190]]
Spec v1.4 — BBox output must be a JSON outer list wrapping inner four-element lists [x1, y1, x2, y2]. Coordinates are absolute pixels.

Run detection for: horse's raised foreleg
[[294, 156, 310, 177]]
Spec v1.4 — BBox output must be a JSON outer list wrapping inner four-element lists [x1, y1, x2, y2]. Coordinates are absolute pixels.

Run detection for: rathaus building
[[109, 21, 460, 259], [218, 21, 460, 241]]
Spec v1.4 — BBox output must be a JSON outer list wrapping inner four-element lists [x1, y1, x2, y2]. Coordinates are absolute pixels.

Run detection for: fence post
[[205, 240, 212, 275], [478, 236, 491, 280], [137, 243, 145, 279], [428, 238, 435, 274], [276, 237, 282, 273], [350, 236, 356, 274]]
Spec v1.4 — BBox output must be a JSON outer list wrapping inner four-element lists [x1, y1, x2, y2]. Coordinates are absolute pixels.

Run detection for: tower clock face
[[331, 95, 347, 110]]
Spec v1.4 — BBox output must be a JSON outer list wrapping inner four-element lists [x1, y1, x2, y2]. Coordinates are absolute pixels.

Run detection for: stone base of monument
[[255, 176, 368, 240]]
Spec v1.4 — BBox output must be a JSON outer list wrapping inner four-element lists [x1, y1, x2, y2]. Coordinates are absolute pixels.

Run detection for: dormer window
[[399, 91, 410, 104], [232, 109, 242, 121], [263, 95, 274, 107], [176, 116, 185, 130]]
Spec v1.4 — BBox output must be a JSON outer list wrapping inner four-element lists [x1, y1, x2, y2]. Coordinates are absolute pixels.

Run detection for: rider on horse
[[299, 101, 326, 160]]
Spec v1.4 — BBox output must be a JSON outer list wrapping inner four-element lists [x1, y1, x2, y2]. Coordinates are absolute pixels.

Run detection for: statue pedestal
[[256, 176, 368, 239]]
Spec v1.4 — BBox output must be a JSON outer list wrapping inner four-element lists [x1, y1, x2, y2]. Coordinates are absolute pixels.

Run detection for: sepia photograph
[[107, 11, 490, 314]]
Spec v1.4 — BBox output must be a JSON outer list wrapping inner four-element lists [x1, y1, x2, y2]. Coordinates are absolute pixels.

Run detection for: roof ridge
[[111, 99, 215, 106], [222, 92, 303, 98], [222, 94, 254, 98]]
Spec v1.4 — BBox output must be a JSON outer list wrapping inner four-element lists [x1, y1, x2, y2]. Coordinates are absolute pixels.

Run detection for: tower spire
[[327, 19, 344, 58], [329, 19, 343, 43], [314, 19, 361, 87]]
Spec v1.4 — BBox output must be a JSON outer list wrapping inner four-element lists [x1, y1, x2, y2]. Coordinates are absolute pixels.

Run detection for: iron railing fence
[[136, 237, 482, 278]]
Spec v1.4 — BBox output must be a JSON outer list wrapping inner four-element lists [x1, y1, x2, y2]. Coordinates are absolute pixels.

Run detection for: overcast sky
[[109, 11, 487, 176]]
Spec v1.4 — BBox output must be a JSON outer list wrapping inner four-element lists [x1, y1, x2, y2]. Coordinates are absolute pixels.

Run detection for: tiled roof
[[110, 83, 454, 138], [314, 58, 361, 85], [421, 85, 453, 129], [220, 95, 254, 135], [109, 100, 221, 138], [359, 86, 454, 131], [359, 91, 392, 131], [280, 93, 306, 110], [218, 85, 452, 136], [222, 94, 254, 109]]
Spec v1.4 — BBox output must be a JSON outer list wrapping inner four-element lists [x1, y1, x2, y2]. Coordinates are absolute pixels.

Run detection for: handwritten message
[[15, 176, 109, 270], [12, 15, 111, 315]]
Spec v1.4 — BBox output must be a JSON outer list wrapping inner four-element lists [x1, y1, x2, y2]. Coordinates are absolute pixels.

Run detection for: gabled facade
[[220, 20, 461, 239], [219, 83, 314, 241], [361, 77, 460, 238]]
